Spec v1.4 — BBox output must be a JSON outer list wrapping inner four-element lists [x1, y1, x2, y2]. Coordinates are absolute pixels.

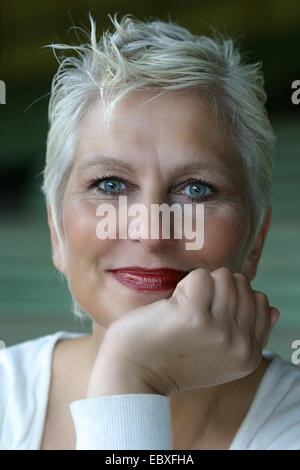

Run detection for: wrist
[[86, 348, 160, 398]]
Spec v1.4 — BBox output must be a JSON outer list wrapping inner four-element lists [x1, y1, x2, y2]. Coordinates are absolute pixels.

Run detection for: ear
[[242, 207, 272, 282], [47, 204, 66, 275]]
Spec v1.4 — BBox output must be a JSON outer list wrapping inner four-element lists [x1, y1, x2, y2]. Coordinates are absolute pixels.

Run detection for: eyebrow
[[78, 155, 134, 173], [78, 154, 234, 182]]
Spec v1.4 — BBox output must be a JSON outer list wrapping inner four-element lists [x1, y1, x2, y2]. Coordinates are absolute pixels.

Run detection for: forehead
[[75, 89, 242, 178]]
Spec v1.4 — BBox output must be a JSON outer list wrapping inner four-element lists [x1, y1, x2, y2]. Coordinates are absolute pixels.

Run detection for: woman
[[1, 13, 299, 450]]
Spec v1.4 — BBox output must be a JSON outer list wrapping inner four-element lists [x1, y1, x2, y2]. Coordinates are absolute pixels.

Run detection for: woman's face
[[55, 89, 255, 327]]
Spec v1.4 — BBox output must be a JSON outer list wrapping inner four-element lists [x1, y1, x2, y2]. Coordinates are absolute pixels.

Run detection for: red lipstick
[[107, 266, 189, 291]]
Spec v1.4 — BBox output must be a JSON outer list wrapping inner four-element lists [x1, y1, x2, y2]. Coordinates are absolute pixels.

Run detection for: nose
[[127, 196, 179, 251]]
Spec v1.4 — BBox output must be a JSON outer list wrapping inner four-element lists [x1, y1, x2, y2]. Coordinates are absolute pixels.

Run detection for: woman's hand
[[87, 267, 280, 398]]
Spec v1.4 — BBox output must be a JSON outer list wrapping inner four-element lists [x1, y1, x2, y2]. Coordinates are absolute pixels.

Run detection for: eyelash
[[87, 173, 217, 202], [179, 178, 217, 202], [87, 174, 130, 195]]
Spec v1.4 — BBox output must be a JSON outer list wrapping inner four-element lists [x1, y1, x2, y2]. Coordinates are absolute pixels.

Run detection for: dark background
[[0, 0, 299, 362]]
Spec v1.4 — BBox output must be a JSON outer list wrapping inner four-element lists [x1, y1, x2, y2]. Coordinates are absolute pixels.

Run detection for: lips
[[107, 266, 189, 291]]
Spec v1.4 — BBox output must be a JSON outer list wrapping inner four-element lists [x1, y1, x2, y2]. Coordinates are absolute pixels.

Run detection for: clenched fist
[[87, 267, 280, 398]]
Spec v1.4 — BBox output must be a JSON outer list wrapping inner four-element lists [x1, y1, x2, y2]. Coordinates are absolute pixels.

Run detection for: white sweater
[[0, 330, 299, 450]]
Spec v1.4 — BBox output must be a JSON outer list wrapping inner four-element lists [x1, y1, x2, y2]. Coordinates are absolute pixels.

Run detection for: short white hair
[[41, 13, 276, 318]]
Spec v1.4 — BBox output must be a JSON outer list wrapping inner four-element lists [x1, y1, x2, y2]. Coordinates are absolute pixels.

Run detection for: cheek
[[63, 199, 115, 268], [199, 211, 250, 271]]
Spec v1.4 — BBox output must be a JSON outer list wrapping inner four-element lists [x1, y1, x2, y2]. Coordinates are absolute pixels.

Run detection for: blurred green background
[[0, 0, 299, 362]]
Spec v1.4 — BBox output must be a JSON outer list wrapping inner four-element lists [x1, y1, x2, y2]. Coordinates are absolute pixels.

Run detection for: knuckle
[[235, 334, 252, 358], [194, 267, 210, 280], [233, 332, 261, 374], [211, 267, 234, 285], [193, 268, 214, 290], [233, 272, 249, 283], [215, 328, 231, 348], [212, 266, 232, 278], [254, 291, 269, 307]]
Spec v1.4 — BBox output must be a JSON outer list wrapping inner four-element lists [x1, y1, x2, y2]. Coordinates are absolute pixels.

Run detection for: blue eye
[[88, 175, 128, 194], [182, 181, 213, 200], [99, 178, 126, 193]]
